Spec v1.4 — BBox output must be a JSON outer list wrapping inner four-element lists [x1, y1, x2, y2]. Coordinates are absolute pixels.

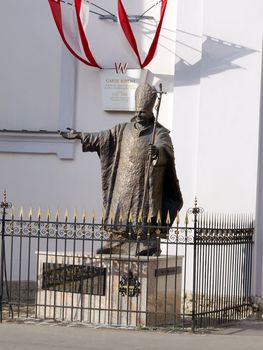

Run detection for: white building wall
[[0, 0, 61, 130], [174, 0, 263, 214], [254, 42, 263, 300], [197, 0, 262, 213], [0, 0, 178, 217], [0, 0, 262, 215], [173, 0, 204, 214], [0, 1, 263, 296]]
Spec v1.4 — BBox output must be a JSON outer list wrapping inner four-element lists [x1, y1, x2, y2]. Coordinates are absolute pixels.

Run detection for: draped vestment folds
[[81, 122, 183, 233]]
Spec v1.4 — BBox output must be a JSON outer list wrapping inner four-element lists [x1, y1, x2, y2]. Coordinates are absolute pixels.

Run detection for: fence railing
[[193, 213, 254, 328], [0, 195, 254, 331]]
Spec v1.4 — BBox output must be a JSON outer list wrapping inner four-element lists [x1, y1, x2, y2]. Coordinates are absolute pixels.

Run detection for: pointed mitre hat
[[135, 83, 157, 113]]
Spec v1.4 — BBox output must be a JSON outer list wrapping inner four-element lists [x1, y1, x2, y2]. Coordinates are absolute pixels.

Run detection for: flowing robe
[[81, 122, 183, 231]]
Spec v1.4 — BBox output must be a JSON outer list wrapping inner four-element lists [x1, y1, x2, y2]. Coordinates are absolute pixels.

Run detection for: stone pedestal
[[37, 252, 183, 327]]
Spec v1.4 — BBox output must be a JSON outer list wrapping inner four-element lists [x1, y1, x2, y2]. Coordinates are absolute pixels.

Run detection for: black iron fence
[[0, 195, 254, 331]]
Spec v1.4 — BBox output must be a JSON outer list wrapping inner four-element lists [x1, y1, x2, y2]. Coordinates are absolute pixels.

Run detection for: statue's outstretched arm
[[60, 128, 101, 153]]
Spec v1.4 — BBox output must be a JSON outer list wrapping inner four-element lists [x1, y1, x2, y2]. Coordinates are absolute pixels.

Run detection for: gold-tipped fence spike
[[185, 212, 189, 225], [147, 210, 152, 224], [110, 209, 114, 224], [166, 210, 171, 225], [82, 210, 86, 222], [64, 208, 68, 221], [46, 208, 51, 221], [157, 209, 162, 224], [11, 205, 15, 220], [28, 208, 33, 220], [91, 209, 95, 221], [37, 208, 41, 220], [101, 208, 105, 223], [20, 207, 24, 219], [176, 212, 180, 226], [55, 208, 59, 221], [128, 210, 133, 223], [74, 208, 78, 221], [138, 209, 143, 223], [119, 209, 123, 224]]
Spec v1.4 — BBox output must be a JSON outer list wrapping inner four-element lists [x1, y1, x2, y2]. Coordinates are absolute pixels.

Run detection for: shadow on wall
[[175, 33, 257, 87], [150, 31, 257, 90]]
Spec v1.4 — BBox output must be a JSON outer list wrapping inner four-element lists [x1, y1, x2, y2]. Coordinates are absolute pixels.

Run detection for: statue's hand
[[60, 128, 81, 140], [148, 144, 159, 160]]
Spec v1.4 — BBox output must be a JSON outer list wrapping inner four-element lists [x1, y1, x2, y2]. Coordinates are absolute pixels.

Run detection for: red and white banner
[[48, 0, 100, 68], [48, 0, 167, 69], [118, 0, 167, 69]]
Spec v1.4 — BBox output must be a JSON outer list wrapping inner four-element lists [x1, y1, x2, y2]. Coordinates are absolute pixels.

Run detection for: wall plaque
[[155, 266, 182, 277], [42, 263, 106, 295], [100, 68, 148, 111]]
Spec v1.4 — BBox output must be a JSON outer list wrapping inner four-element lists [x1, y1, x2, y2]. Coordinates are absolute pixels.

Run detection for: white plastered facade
[[0, 0, 263, 298]]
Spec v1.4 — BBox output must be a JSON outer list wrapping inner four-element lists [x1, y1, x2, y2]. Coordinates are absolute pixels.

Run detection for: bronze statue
[[61, 83, 183, 255]]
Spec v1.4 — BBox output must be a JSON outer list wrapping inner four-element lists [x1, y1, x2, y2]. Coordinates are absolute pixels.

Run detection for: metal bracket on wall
[[99, 15, 154, 22]]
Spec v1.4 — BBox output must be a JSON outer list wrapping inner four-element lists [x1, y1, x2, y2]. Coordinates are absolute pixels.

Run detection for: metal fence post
[[188, 198, 203, 332], [0, 191, 6, 322], [0, 191, 12, 322], [192, 204, 197, 332]]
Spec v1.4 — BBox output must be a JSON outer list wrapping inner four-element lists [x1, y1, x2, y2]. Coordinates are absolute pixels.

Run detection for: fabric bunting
[[48, 0, 101, 68], [118, 0, 167, 69], [48, 0, 167, 69]]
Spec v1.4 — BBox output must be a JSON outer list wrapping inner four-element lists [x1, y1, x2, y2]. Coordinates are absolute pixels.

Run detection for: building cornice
[[0, 131, 75, 159]]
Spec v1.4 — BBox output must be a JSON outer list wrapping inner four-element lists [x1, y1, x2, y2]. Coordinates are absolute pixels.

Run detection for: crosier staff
[[141, 83, 167, 221]]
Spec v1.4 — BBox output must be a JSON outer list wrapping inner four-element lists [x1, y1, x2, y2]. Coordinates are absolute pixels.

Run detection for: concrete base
[[37, 252, 183, 327]]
